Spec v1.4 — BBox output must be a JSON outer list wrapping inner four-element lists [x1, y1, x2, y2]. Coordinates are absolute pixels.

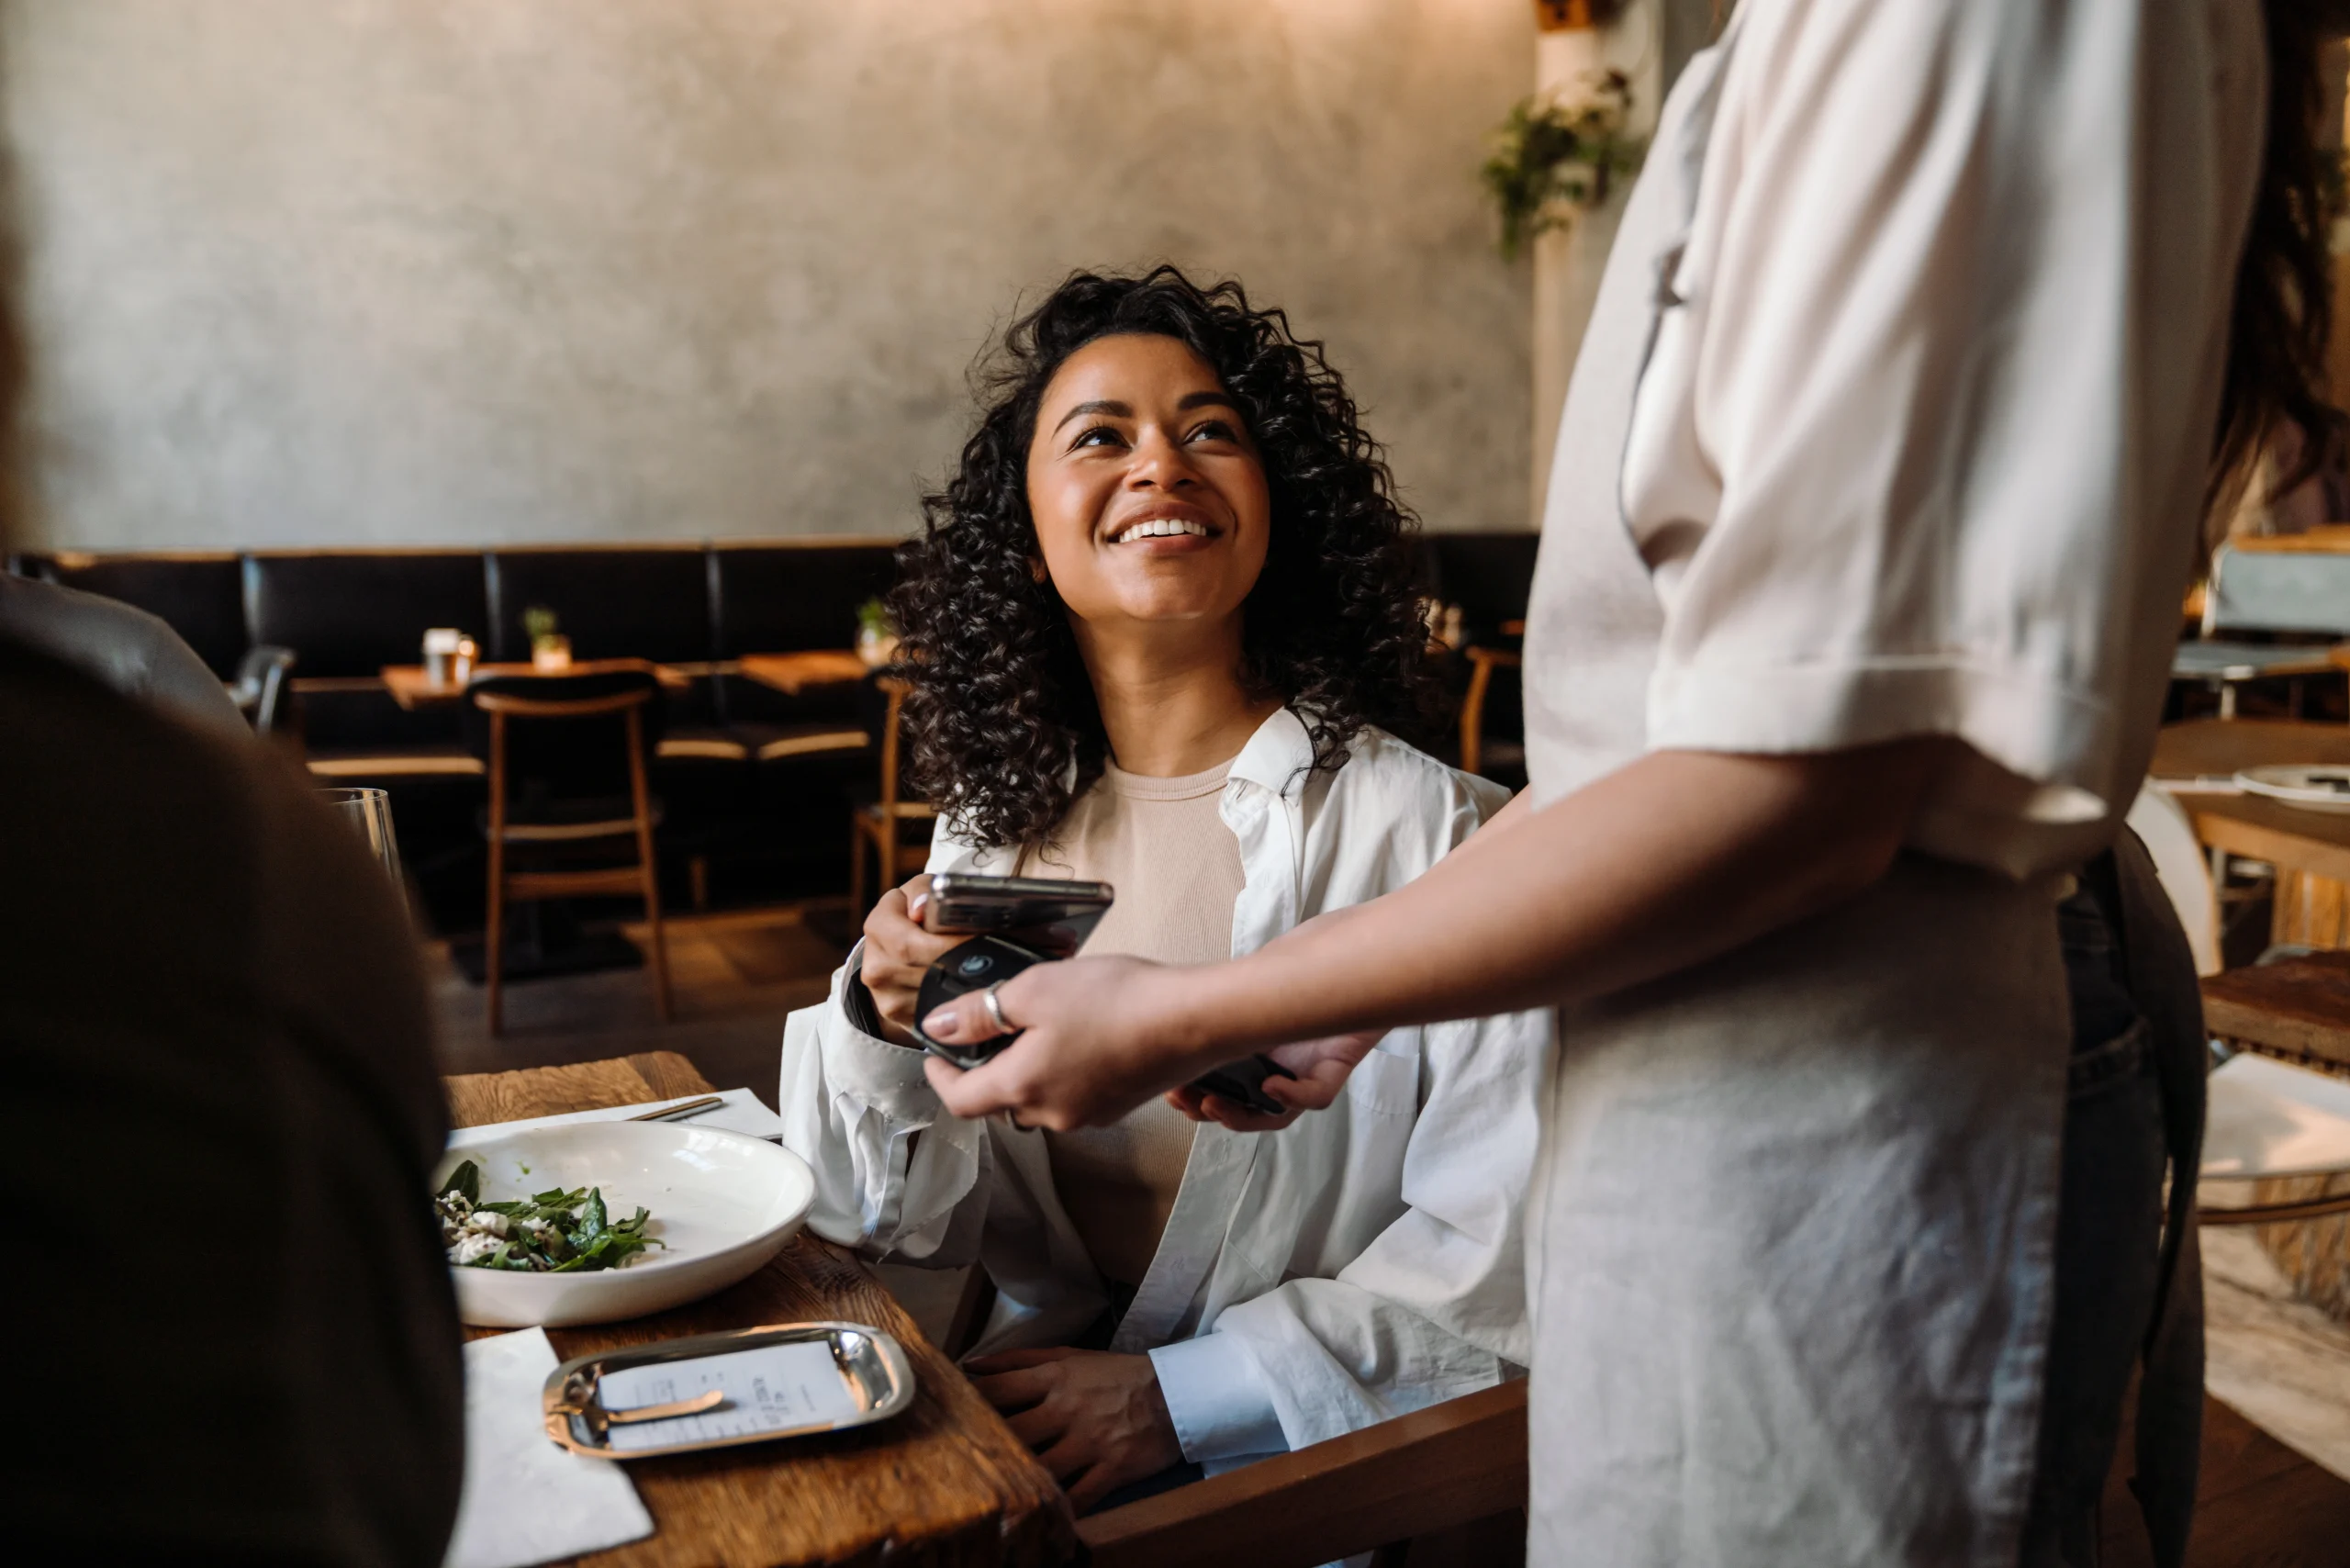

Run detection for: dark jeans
[[2020, 881, 2170, 1566]]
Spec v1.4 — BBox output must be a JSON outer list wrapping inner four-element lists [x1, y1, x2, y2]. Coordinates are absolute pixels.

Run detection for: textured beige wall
[[4, 0, 1533, 551]]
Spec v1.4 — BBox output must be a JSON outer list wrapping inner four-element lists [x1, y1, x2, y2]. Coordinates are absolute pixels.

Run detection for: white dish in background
[[2234, 764, 2350, 814], [434, 1123, 815, 1328]]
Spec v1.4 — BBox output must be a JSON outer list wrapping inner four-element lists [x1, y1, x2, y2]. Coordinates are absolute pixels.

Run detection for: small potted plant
[[523, 605, 572, 672], [856, 598, 900, 667], [1480, 71, 1643, 260]]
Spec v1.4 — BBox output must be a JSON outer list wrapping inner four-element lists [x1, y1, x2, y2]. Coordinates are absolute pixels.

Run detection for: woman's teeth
[[1114, 518, 1211, 543]]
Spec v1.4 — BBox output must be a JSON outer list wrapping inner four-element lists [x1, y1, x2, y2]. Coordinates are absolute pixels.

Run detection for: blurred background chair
[[848, 675, 934, 916], [227, 644, 297, 736], [1459, 627, 1525, 787], [465, 667, 671, 1035], [2177, 535, 2350, 719]]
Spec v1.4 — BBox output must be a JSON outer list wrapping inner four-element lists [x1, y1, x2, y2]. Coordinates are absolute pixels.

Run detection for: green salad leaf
[[433, 1160, 661, 1273]]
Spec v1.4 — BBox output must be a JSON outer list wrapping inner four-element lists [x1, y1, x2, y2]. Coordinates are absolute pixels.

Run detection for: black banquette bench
[[3, 532, 1538, 917]]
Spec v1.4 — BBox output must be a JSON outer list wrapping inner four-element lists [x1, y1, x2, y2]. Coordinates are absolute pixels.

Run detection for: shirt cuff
[[1148, 1333, 1288, 1464], [822, 943, 942, 1123]]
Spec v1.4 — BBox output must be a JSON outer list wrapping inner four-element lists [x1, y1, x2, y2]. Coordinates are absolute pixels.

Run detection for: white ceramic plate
[[434, 1123, 815, 1328], [2235, 764, 2350, 814]]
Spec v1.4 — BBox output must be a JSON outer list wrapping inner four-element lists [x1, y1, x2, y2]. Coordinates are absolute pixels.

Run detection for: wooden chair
[[2198, 953, 2350, 1320], [848, 675, 935, 914], [1458, 646, 1523, 779], [1459, 618, 1528, 781], [469, 669, 672, 1036], [1080, 1381, 1528, 1568], [940, 1263, 1526, 1564]]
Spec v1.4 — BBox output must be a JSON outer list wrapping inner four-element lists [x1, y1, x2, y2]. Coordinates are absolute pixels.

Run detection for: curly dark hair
[[889, 265, 1441, 852]]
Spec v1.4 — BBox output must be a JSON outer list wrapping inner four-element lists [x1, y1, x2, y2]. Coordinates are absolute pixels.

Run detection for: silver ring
[[981, 980, 1014, 1036]]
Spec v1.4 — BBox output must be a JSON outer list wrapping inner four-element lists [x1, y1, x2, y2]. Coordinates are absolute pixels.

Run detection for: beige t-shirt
[[1022, 757, 1245, 1286]]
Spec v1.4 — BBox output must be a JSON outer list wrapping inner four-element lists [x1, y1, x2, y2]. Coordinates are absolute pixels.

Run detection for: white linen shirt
[[1525, 0, 2264, 879], [778, 709, 1547, 1467]]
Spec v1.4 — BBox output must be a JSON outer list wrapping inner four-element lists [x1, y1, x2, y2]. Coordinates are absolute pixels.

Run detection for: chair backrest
[[2128, 782, 2221, 978], [464, 669, 665, 807], [231, 644, 298, 736], [868, 676, 912, 812], [484, 547, 712, 665], [2207, 542, 2350, 636]]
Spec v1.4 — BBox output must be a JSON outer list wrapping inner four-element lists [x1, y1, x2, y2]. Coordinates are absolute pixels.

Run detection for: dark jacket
[[0, 635, 462, 1566], [0, 572, 246, 738]]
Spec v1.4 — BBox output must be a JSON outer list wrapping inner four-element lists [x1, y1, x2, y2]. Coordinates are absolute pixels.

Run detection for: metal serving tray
[[542, 1320, 916, 1460]]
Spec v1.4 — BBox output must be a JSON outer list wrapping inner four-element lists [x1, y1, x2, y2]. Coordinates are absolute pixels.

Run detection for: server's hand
[[919, 955, 1371, 1130]]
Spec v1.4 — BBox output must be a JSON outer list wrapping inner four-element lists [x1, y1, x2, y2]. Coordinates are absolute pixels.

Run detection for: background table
[[736, 651, 871, 696], [384, 659, 692, 711], [445, 1052, 1074, 1568], [2154, 721, 2350, 947], [2150, 718, 2350, 784]]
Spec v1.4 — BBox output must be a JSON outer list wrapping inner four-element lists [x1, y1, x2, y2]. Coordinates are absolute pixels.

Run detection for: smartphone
[[923, 871, 1113, 958], [1191, 1055, 1300, 1118]]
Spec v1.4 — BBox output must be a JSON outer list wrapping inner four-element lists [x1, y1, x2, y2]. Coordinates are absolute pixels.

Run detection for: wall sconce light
[[1534, 0, 1621, 30]]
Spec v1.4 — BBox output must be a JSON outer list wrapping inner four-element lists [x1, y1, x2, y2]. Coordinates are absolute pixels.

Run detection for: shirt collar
[[1227, 706, 1317, 798]]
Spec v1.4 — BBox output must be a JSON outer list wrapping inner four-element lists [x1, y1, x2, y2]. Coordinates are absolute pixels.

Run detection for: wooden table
[[383, 659, 691, 711], [2150, 719, 2350, 784], [444, 1052, 1074, 1568], [737, 651, 872, 696], [2154, 721, 2350, 900], [2203, 950, 2350, 1073]]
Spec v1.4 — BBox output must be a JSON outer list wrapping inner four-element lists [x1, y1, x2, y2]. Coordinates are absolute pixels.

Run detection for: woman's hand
[[859, 875, 962, 1045], [965, 1348, 1183, 1514], [1163, 1032, 1383, 1132]]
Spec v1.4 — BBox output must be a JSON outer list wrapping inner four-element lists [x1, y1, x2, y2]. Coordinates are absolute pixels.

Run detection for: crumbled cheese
[[449, 1232, 502, 1265]]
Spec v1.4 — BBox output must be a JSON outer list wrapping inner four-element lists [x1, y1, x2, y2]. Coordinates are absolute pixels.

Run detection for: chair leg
[[849, 814, 867, 917], [626, 708, 673, 1023], [688, 854, 710, 913], [642, 860, 674, 1024], [486, 841, 507, 1039], [486, 711, 509, 1038]]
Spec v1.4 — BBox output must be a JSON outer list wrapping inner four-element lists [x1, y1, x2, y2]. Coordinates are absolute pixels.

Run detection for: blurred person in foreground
[[0, 566, 246, 737], [779, 268, 1543, 1511], [0, 227, 462, 1568], [913, 4, 2350, 1565]]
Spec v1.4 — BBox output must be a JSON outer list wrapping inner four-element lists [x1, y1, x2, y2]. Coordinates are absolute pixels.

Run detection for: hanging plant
[[1480, 71, 1643, 261]]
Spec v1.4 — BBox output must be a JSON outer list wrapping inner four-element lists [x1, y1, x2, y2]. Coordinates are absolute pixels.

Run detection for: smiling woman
[[778, 266, 1544, 1514], [890, 266, 1440, 851]]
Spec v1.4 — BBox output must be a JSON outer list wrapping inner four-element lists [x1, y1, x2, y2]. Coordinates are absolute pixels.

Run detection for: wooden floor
[[2104, 1397, 2350, 1567], [425, 902, 2350, 1566], [427, 900, 851, 1095]]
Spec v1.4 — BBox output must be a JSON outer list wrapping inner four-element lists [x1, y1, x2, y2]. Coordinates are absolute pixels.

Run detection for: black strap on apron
[[2081, 840, 2207, 1568]]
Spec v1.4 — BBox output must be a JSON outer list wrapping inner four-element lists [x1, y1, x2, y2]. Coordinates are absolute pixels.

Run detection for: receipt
[[599, 1340, 863, 1453]]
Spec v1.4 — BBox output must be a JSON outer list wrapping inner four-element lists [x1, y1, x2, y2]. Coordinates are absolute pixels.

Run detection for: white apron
[[1513, 6, 2255, 1561]]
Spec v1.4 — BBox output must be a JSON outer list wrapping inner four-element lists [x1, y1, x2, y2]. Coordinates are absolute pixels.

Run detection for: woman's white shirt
[[778, 708, 1548, 1467]]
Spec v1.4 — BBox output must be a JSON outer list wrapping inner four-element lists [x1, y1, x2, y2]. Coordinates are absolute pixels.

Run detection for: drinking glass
[[319, 786, 405, 900]]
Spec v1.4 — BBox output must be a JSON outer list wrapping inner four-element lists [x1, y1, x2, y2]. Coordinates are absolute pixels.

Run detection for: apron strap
[[2085, 837, 2208, 1568]]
